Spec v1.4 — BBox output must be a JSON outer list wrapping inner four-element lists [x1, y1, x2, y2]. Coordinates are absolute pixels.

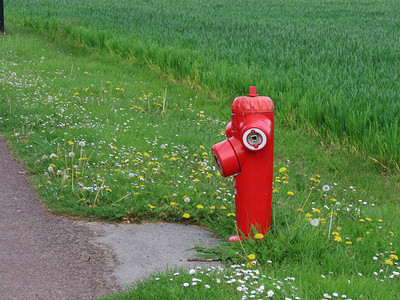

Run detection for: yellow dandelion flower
[[378, 219, 383, 223], [170, 202, 176, 206], [199, 145, 205, 149], [196, 205, 204, 209], [390, 254, 398, 260], [386, 260, 394, 266], [313, 208, 321, 213], [247, 254, 256, 260], [366, 218, 372, 222], [346, 241, 352, 245], [330, 198, 337, 202], [254, 233, 264, 239], [297, 208, 303, 212], [147, 204, 155, 209], [182, 213, 190, 219], [334, 236, 342, 242], [287, 191, 294, 196], [227, 213, 236, 217], [68, 140, 74, 145], [332, 232, 339, 236], [279, 167, 287, 173], [246, 261, 254, 268], [305, 213, 312, 218], [220, 206, 227, 210], [356, 237, 363, 242]]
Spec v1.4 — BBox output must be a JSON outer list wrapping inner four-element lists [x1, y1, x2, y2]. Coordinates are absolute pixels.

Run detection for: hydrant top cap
[[232, 97, 274, 113], [233, 87, 274, 113]]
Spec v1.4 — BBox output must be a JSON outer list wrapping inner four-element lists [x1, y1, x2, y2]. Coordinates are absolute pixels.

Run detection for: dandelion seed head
[[310, 218, 320, 226], [322, 185, 331, 192]]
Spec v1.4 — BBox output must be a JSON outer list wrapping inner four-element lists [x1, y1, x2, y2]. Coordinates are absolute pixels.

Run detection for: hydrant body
[[212, 87, 274, 239]]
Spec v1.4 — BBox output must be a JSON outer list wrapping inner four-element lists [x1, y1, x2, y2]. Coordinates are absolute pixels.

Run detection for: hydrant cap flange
[[232, 96, 274, 114]]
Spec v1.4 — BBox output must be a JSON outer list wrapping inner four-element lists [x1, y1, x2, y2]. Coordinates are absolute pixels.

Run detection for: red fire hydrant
[[211, 86, 274, 241]]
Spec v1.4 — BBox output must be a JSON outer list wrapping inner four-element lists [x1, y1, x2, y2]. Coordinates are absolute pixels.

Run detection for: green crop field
[[2, 28, 400, 299], [5, 0, 400, 166]]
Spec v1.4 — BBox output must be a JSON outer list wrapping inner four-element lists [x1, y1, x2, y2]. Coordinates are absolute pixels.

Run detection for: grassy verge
[[5, 0, 400, 165], [1, 27, 400, 299]]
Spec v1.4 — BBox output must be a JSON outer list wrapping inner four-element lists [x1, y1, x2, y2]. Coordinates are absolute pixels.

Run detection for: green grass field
[[5, 0, 400, 166], [2, 1, 400, 298], [2, 26, 400, 299]]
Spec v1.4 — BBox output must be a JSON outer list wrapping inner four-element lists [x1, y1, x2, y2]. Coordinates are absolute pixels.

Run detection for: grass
[[1, 26, 400, 299], [0, 25, 236, 235], [4, 0, 400, 166]]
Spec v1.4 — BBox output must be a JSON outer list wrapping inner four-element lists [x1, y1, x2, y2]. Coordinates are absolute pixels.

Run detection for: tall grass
[[6, 0, 400, 165], [2, 26, 400, 300]]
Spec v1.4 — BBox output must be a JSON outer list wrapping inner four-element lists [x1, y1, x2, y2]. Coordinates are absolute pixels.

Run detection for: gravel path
[[0, 138, 219, 299]]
